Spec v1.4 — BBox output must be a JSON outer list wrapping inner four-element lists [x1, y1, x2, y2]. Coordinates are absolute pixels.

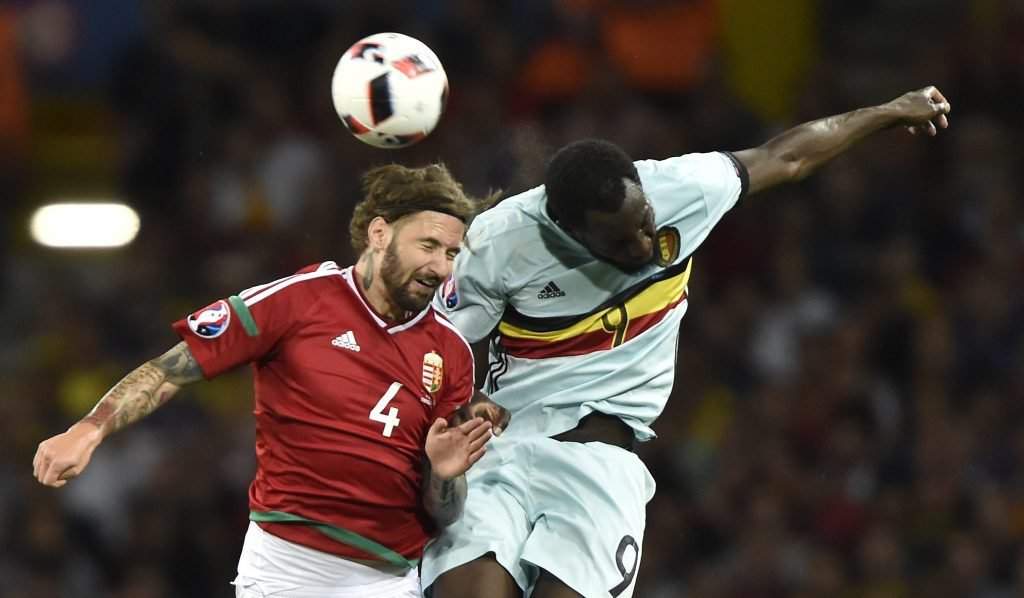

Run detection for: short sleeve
[[433, 223, 507, 343], [171, 263, 333, 378], [699, 151, 748, 224], [636, 151, 747, 259]]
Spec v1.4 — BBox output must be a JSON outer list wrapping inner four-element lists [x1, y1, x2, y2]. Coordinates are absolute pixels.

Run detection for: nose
[[427, 251, 453, 281]]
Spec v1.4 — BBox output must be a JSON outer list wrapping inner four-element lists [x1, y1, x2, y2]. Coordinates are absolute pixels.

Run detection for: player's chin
[[401, 283, 437, 309], [596, 249, 654, 272], [611, 256, 654, 273]]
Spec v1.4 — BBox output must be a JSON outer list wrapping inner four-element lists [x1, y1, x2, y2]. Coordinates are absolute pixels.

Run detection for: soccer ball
[[331, 33, 448, 148]]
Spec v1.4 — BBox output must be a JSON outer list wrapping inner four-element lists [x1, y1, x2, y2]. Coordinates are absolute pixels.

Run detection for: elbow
[[791, 161, 813, 182], [778, 151, 811, 182], [433, 511, 460, 529], [426, 503, 462, 528]]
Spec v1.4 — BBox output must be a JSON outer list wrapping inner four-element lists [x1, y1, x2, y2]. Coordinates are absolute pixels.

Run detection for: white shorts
[[233, 521, 420, 598], [421, 435, 656, 598]]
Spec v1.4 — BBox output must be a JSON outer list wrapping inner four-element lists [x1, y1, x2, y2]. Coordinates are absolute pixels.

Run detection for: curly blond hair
[[349, 163, 497, 253]]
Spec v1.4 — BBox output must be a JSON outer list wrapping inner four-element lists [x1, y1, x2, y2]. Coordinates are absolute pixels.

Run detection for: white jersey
[[434, 152, 748, 441]]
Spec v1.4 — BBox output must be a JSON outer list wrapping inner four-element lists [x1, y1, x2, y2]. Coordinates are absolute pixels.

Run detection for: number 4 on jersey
[[370, 382, 402, 437]]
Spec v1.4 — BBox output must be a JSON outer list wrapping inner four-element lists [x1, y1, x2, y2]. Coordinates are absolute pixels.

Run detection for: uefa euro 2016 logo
[[187, 300, 231, 339], [441, 276, 459, 309]]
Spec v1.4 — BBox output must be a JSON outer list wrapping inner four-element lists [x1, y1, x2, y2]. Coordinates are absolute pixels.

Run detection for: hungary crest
[[422, 351, 444, 394]]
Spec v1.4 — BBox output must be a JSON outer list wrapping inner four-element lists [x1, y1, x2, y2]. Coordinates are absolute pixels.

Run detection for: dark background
[[1, 1, 1022, 596]]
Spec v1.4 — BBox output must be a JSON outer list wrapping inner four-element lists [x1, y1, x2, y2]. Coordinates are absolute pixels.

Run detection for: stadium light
[[30, 202, 140, 248]]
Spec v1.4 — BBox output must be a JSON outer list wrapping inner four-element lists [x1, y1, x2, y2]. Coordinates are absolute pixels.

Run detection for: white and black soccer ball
[[331, 32, 448, 149]]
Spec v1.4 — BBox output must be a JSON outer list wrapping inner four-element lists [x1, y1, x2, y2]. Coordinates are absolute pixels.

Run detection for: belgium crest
[[655, 226, 681, 267]]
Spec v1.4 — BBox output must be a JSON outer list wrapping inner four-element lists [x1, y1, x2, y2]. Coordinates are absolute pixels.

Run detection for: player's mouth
[[412, 277, 439, 292]]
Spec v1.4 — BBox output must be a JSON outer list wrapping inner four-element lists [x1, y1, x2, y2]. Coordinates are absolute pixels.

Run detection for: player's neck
[[353, 261, 410, 323]]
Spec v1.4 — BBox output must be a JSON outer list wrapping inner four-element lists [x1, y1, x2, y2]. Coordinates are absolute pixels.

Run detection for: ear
[[366, 216, 392, 251]]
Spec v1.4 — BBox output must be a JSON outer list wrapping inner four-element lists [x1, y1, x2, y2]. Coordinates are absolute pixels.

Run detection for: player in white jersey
[[423, 86, 952, 598]]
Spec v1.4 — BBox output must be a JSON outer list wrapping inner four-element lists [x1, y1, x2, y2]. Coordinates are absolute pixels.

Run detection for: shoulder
[[294, 261, 342, 275], [635, 152, 727, 181], [468, 186, 545, 242], [462, 186, 553, 272], [429, 311, 474, 359], [635, 152, 742, 189], [238, 261, 345, 306], [634, 153, 742, 217]]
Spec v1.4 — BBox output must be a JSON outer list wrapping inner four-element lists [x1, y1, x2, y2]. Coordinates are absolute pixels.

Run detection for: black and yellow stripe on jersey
[[498, 258, 692, 359]]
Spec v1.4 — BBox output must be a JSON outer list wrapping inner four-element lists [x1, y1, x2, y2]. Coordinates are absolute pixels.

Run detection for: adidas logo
[[331, 331, 361, 352], [537, 281, 566, 299]]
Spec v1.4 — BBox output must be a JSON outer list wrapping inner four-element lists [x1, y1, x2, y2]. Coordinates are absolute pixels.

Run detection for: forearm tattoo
[[152, 341, 203, 385], [80, 363, 171, 434], [423, 462, 467, 527], [78, 342, 200, 435], [439, 477, 454, 503]]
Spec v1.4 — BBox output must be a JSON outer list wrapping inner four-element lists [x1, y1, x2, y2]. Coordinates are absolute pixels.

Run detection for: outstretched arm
[[33, 341, 204, 487], [734, 86, 951, 196]]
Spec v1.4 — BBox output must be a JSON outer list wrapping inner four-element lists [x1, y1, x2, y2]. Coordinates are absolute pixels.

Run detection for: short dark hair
[[544, 139, 639, 228], [349, 163, 497, 253]]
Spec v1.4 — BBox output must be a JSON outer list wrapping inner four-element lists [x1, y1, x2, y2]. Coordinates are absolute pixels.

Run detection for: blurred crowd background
[[1, 0, 1022, 596]]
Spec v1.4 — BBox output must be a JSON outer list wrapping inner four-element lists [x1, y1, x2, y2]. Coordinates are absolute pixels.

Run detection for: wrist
[[428, 459, 458, 482], [70, 420, 106, 443], [874, 102, 903, 128]]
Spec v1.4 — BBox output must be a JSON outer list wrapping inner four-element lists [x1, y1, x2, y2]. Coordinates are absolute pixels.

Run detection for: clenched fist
[[887, 85, 951, 136], [33, 422, 104, 487]]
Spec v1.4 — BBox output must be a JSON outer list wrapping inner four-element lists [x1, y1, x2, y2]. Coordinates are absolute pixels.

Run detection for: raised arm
[[734, 86, 951, 196], [32, 341, 204, 487]]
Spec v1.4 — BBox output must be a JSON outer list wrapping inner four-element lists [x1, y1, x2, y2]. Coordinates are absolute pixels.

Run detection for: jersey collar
[[341, 266, 432, 334]]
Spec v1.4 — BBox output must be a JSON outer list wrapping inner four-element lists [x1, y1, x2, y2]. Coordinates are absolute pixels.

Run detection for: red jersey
[[171, 261, 474, 563]]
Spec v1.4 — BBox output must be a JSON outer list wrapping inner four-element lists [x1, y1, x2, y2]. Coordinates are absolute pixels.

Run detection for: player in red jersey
[[32, 163, 508, 597]]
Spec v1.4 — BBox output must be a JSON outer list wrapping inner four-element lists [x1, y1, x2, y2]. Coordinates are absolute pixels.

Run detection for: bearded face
[[379, 238, 443, 312], [373, 211, 466, 315]]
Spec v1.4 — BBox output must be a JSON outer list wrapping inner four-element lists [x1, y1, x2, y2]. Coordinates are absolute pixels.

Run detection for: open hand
[[425, 417, 492, 480], [888, 85, 951, 136]]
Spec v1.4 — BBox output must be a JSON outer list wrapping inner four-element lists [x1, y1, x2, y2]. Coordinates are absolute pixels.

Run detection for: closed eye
[[419, 238, 460, 260]]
